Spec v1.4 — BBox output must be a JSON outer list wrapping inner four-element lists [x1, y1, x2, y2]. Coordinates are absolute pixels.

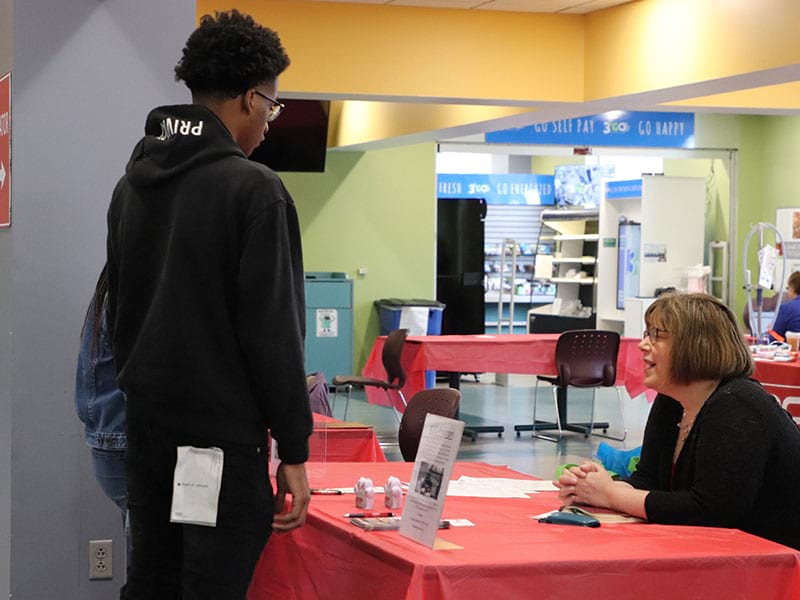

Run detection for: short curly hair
[[174, 10, 290, 98]]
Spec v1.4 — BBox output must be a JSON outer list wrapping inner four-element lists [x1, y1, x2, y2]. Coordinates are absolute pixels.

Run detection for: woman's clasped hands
[[554, 461, 616, 508]]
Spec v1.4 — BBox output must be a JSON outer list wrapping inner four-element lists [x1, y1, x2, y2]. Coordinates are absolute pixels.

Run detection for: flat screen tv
[[553, 164, 614, 208], [249, 99, 330, 173], [617, 221, 641, 309]]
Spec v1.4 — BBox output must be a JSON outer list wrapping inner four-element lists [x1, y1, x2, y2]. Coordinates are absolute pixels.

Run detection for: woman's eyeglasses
[[642, 328, 668, 342]]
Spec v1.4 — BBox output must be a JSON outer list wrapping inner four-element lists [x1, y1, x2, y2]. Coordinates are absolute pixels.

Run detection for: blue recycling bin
[[375, 298, 445, 389]]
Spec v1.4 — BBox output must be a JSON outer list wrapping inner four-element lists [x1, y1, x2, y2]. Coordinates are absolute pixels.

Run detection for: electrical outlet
[[89, 539, 113, 580]]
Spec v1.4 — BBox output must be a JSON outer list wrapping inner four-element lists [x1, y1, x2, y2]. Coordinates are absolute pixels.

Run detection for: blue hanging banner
[[437, 173, 555, 205], [486, 111, 695, 149], [605, 179, 643, 199]]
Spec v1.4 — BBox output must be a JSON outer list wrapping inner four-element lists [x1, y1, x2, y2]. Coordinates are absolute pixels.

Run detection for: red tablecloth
[[753, 359, 800, 401], [248, 461, 800, 600], [309, 413, 386, 462], [362, 334, 650, 411]]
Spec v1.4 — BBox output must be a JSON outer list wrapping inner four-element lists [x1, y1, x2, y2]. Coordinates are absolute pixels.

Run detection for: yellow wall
[[585, 0, 800, 100], [199, 0, 800, 148], [197, 0, 586, 104]]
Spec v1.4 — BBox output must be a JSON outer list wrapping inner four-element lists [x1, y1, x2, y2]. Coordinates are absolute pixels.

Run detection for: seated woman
[[771, 271, 800, 340], [555, 292, 800, 550]]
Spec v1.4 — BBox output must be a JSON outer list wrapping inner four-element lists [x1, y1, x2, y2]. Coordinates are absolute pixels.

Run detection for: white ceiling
[[309, 0, 633, 14]]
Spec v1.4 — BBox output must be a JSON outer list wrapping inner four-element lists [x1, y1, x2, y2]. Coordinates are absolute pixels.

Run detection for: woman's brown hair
[[645, 292, 753, 385], [80, 265, 108, 355]]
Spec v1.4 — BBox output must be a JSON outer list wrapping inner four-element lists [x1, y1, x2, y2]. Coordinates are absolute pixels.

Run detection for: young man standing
[[106, 10, 312, 599]]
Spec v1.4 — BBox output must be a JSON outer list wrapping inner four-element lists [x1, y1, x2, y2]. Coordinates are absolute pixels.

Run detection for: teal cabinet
[[304, 272, 353, 383]]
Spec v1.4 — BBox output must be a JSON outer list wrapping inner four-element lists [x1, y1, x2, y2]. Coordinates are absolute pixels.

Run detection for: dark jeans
[[120, 420, 273, 600]]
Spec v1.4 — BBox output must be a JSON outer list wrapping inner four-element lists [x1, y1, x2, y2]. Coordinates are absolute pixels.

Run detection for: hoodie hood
[[125, 104, 245, 190]]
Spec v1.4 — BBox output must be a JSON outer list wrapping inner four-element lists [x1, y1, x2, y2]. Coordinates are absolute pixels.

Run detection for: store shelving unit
[[595, 176, 707, 334], [484, 205, 555, 333], [527, 208, 599, 333]]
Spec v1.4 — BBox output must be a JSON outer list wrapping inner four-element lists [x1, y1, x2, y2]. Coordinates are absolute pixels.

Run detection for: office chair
[[331, 328, 409, 421], [398, 388, 461, 462], [528, 329, 627, 442]]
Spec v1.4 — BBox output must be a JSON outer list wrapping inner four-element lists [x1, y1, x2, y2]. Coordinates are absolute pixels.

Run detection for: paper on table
[[399, 414, 465, 548], [446, 476, 557, 498]]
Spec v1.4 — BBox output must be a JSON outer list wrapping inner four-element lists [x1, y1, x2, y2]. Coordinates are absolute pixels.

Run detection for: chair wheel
[[497, 433, 502, 437], [603, 428, 608, 433]]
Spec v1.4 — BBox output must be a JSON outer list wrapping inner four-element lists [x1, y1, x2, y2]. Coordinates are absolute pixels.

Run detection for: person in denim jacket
[[75, 265, 127, 521]]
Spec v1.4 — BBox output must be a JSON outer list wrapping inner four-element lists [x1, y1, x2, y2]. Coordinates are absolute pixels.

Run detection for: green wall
[[282, 143, 437, 371], [530, 155, 583, 175], [736, 115, 800, 324]]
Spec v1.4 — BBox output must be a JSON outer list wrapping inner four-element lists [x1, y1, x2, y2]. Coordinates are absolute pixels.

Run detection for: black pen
[[343, 511, 395, 518]]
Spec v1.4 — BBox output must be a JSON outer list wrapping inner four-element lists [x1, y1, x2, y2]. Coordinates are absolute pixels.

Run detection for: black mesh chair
[[331, 328, 408, 421], [526, 329, 627, 442], [398, 388, 461, 462]]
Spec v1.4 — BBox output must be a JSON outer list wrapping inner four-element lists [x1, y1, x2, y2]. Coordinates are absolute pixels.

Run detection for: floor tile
[[332, 373, 652, 479]]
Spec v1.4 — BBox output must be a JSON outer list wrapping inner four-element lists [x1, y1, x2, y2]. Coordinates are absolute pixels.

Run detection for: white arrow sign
[[0, 161, 5, 190]]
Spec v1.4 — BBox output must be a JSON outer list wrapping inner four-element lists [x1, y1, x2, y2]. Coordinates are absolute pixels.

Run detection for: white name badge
[[170, 446, 224, 527]]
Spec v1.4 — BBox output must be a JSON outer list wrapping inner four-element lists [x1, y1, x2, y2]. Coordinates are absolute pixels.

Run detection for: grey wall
[[4, 1, 194, 597], [0, 0, 13, 593]]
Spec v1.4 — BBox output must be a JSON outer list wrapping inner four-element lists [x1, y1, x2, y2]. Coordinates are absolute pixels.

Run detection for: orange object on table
[[308, 413, 386, 462], [361, 334, 651, 411], [248, 461, 800, 600]]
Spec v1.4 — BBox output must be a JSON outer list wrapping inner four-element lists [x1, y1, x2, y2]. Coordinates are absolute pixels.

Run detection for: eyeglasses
[[253, 90, 285, 122], [642, 328, 668, 342]]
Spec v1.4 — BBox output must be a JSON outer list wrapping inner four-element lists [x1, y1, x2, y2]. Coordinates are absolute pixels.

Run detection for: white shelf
[[551, 256, 597, 265], [485, 291, 555, 303], [485, 320, 529, 327], [553, 233, 600, 242], [550, 277, 597, 285]]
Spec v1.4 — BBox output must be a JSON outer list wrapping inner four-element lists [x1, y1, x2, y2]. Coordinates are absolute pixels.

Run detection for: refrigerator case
[[617, 221, 641, 310], [436, 198, 486, 334]]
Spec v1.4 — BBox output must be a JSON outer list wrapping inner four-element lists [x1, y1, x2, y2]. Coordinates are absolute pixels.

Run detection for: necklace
[[677, 407, 701, 444]]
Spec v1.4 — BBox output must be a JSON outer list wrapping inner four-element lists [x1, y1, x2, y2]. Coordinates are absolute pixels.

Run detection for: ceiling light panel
[[477, 0, 584, 12]]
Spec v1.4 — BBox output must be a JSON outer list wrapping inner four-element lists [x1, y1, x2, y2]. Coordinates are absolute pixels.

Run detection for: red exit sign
[[0, 72, 9, 228]]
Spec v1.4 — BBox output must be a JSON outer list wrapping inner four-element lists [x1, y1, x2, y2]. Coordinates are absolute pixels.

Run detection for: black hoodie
[[106, 104, 311, 463]]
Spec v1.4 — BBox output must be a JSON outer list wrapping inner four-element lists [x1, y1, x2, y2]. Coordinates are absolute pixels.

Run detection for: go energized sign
[[437, 173, 555, 205], [486, 111, 695, 149]]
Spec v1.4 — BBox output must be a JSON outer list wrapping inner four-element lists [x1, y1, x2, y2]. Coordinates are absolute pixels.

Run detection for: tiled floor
[[332, 373, 653, 480]]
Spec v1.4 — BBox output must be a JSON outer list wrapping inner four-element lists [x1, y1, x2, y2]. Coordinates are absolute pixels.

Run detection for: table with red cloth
[[309, 413, 386, 462], [248, 461, 800, 600], [361, 333, 649, 410], [753, 358, 800, 401]]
